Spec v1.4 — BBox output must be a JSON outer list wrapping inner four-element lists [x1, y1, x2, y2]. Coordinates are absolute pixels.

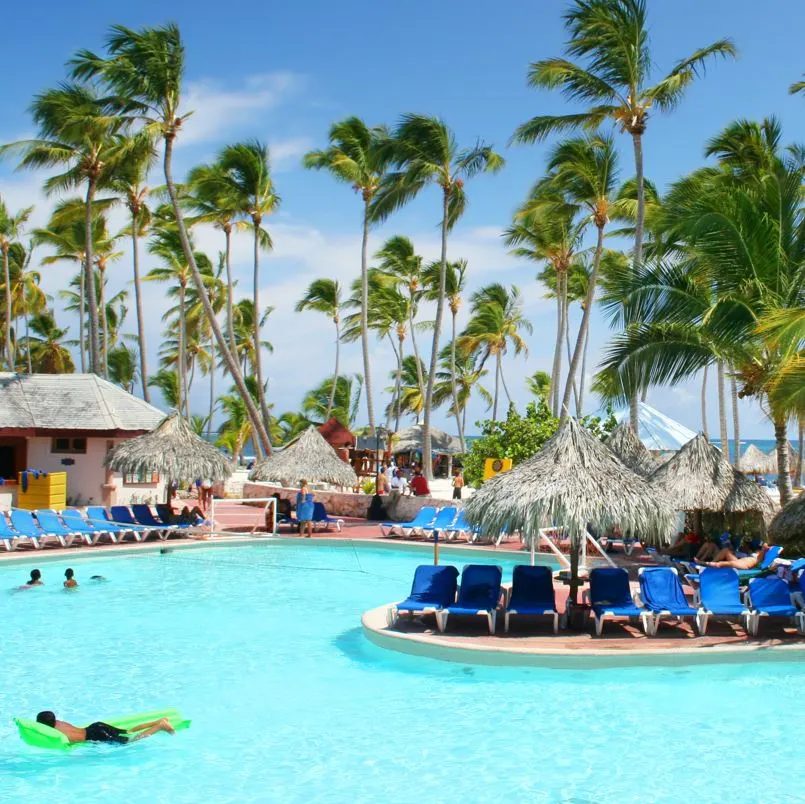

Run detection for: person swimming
[[35, 711, 174, 744], [24, 569, 42, 587], [64, 568, 77, 589], [90, 575, 107, 582]]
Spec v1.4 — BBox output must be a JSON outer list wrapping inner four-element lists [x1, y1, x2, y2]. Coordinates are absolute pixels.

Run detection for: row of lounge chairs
[[392, 564, 805, 637], [0, 505, 202, 551], [380, 506, 483, 542]]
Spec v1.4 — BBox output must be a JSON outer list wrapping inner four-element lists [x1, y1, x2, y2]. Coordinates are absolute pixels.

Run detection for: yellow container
[[17, 471, 67, 511], [483, 458, 513, 481]]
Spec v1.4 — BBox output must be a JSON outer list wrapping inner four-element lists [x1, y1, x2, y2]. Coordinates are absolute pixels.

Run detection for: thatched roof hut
[[391, 423, 461, 455], [650, 434, 775, 522], [605, 423, 658, 477], [738, 443, 774, 475], [465, 417, 675, 546], [249, 426, 357, 487], [105, 412, 232, 483], [766, 442, 801, 476], [770, 492, 805, 552]]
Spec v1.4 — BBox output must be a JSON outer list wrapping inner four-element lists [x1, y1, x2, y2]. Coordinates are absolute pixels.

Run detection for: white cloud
[[269, 137, 313, 172], [179, 71, 304, 146]]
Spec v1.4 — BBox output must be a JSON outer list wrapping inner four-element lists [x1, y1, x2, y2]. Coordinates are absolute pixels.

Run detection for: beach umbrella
[[765, 442, 801, 477], [249, 426, 358, 488], [769, 492, 805, 554], [391, 424, 461, 455], [738, 444, 774, 475], [605, 422, 659, 477], [105, 412, 232, 499], [650, 434, 776, 532], [464, 417, 675, 602], [607, 401, 697, 451]]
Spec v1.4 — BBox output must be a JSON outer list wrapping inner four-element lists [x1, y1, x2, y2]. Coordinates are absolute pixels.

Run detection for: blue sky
[[1, 0, 804, 439]]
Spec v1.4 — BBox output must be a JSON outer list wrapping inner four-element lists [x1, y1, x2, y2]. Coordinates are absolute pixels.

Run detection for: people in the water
[[63, 568, 77, 588], [24, 569, 42, 587], [35, 711, 174, 744]]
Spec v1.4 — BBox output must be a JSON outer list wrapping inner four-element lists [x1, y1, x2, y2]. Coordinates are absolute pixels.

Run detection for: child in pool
[[23, 569, 42, 587], [64, 568, 77, 588]]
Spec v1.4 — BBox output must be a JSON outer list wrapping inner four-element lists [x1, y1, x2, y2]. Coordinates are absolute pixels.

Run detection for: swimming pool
[[0, 541, 800, 803]]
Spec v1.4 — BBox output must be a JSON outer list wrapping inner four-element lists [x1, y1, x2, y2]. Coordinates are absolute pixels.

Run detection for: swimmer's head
[[36, 711, 56, 728], [29, 569, 41, 583], [64, 568, 74, 580]]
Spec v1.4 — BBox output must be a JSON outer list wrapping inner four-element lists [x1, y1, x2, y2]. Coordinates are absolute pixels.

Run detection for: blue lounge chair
[[393, 565, 460, 620], [443, 509, 479, 542], [505, 565, 559, 633], [131, 504, 184, 538], [746, 576, 805, 636], [638, 566, 698, 635], [421, 507, 458, 541], [311, 502, 343, 532], [439, 564, 503, 634], [108, 506, 150, 542], [0, 512, 39, 551], [63, 508, 118, 545], [587, 567, 651, 636], [379, 506, 437, 538], [737, 545, 783, 581], [9, 509, 59, 549], [695, 568, 752, 635], [35, 509, 92, 547]]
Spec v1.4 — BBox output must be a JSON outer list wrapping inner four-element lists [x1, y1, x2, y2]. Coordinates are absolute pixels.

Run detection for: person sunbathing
[[35, 711, 174, 744], [702, 543, 770, 570], [693, 538, 721, 563]]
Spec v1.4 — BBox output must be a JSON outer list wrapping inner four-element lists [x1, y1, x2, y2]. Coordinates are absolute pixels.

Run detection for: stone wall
[[241, 482, 460, 521]]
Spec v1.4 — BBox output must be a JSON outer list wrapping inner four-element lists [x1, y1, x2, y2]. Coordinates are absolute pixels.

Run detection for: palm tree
[[186, 160, 244, 357], [304, 117, 394, 434], [302, 374, 363, 428], [0, 198, 33, 368], [514, 0, 736, 428], [295, 278, 343, 421], [21, 310, 75, 373], [110, 130, 156, 400], [218, 140, 279, 437], [230, 299, 273, 379], [71, 23, 272, 453], [4, 243, 47, 372], [273, 411, 312, 445], [108, 343, 138, 392], [424, 258, 468, 450], [371, 114, 504, 478], [374, 236, 426, 398], [148, 368, 180, 409], [526, 370, 552, 402], [457, 284, 532, 420], [503, 201, 583, 416], [385, 355, 428, 423], [4, 83, 135, 375], [433, 347, 493, 439]]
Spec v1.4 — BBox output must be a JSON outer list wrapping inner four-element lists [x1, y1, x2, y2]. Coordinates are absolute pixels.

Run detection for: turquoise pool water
[[0, 541, 801, 803]]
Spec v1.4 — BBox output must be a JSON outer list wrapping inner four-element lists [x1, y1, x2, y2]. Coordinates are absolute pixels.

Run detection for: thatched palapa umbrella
[[392, 424, 460, 455], [249, 426, 357, 488], [105, 412, 232, 500], [738, 443, 774, 475], [650, 434, 776, 531], [605, 422, 658, 477], [465, 417, 675, 601], [769, 492, 805, 554], [766, 442, 801, 477]]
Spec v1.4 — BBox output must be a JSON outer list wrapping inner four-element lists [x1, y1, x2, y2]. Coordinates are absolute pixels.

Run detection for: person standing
[[452, 469, 464, 501], [296, 480, 315, 538]]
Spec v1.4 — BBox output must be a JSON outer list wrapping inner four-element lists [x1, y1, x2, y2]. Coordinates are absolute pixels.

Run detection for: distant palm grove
[[0, 1, 803, 502]]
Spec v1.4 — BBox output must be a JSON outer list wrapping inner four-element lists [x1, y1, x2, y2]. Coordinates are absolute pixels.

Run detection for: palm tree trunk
[[797, 419, 804, 488], [251, 222, 272, 442], [395, 334, 404, 433], [99, 268, 109, 377], [208, 331, 215, 436], [326, 318, 340, 421], [492, 351, 500, 420], [360, 203, 376, 435], [2, 245, 12, 369], [451, 310, 465, 452], [701, 365, 709, 440], [224, 225, 237, 358], [22, 290, 32, 374], [84, 178, 102, 376], [773, 413, 794, 506], [577, 321, 590, 416], [630, 131, 645, 429], [131, 220, 150, 401], [717, 360, 729, 457], [561, 225, 604, 423], [409, 309, 426, 399], [78, 266, 86, 372], [500, 356, 512, 405], [730, 368, 740, 468], [178, 281, 187, 415], [384, 333, 399, 431], [550, 292, 562, 417], [564, 307, 580, 413], [422, 188, 449, 480], [163, 131, 272, 454]]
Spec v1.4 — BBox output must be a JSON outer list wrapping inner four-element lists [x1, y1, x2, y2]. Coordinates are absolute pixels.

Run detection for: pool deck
[[5, 502, 804, 666]]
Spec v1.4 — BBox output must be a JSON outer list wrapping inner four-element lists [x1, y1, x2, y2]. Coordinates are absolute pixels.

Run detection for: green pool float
[[14, 708, 191, 750]]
